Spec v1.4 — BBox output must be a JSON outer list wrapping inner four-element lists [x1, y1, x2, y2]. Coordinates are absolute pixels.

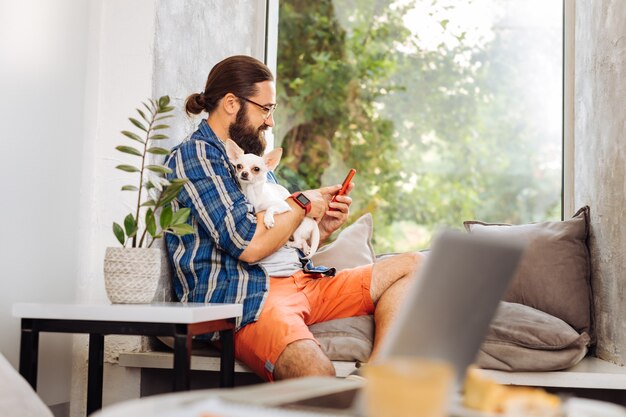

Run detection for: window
[[275, 0, 563, 253]]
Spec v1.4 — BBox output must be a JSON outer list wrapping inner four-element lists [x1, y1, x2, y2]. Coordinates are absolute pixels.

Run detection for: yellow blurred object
[[362, 358, 454, 417], [463, 367, 561, 416]]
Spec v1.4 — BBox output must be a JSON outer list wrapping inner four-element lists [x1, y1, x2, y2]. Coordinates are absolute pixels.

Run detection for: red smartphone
[[330, 169, 356, 209]]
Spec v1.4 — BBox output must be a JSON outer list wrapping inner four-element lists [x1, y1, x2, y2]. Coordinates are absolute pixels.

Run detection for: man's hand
[[242, 185, 340, 263], [318, 182, 354, 242], [301, 185, 339, 219]]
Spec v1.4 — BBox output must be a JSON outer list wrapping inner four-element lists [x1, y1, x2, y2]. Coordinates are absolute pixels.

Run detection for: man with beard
[[165, 55, 422, 382]]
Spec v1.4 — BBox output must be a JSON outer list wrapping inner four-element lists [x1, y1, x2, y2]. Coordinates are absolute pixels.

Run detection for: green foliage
[[276, 0, 561, 253], [112, 96, 193, 248]]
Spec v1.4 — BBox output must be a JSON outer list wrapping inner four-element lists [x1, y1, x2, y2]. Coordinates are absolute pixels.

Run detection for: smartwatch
[[290, 192, 311, 215]]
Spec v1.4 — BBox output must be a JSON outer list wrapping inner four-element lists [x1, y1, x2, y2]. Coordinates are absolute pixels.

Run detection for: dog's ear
[[225, 139, 243, 162], [263, 148, 283, 171]]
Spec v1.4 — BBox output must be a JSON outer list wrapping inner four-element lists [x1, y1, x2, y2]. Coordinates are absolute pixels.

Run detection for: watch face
[[295, 193, 310, 206]]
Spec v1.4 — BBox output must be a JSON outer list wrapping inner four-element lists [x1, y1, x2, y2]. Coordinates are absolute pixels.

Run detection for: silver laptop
[[377, 228, 526, 385], [230, 229, 525, 415]]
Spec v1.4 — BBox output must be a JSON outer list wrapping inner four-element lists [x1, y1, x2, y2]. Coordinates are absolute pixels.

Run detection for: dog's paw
[[263, 215, 275, 229], [287, 239, 309, 256], [301, 242, 311, 256], [263, 210, 275, 229]]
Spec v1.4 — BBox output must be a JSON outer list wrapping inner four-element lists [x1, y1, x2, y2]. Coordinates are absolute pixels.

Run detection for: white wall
[[0, 0, 271, 414], [70, 1, 157, 414], [0, 0, 90, 408]]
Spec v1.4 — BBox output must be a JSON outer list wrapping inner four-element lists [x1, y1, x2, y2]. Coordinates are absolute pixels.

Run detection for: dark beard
[[228, 107, 267, 156]]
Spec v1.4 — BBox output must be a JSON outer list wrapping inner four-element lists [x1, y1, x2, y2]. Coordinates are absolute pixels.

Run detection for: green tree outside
[[275, 0, 562, 253]]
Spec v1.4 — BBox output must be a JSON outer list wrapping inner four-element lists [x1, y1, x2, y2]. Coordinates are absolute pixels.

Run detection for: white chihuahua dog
[[225, 139, 320, 258]]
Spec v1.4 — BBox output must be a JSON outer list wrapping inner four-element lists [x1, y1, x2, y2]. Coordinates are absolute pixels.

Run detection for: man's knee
[[399, 251, 424, 267], [370, 251, 423, 301], [376, 251, 422, 276], [273, 339, 335, 380]]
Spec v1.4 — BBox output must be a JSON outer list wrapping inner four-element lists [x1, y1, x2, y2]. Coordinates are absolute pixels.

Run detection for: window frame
[[563, 0, 575, 219]]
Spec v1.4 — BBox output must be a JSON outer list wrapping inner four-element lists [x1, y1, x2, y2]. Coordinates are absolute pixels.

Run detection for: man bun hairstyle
[[185, 55, 274, 116], [185, 93, 206, 115]]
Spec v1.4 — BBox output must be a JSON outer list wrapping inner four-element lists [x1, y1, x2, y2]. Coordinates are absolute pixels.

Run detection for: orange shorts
[[234, 264, 375, 381]]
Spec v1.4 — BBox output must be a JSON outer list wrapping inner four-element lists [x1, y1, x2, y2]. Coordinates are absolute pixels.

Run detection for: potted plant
[[104, 96, 193, 303]]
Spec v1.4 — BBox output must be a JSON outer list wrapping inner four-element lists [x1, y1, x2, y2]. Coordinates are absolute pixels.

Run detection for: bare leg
[[273, 252, 424, 379], [369, 252, 424, 359], [273, 339, 335, 380]]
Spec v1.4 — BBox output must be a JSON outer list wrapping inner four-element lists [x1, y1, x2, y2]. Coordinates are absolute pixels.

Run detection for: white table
[[92, 377, 364, 417], [12, 302, 242, 416], [91, 376, 626, 417]]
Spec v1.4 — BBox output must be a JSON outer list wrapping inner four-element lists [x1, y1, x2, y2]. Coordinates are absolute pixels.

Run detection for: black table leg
[[219, 329, 235, 388], [15, 315, 237, 409], [173, 325, 191, 391], [87, 333, 104, 415], [18, 318, 39, 390]]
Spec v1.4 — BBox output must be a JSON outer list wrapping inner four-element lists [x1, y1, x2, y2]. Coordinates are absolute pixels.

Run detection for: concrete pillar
[[152, 0, 269, 148], [574, 0, 626, 365]]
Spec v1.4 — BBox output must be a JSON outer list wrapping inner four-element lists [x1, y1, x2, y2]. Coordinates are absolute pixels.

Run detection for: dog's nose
[[241, 171, 249, 179]]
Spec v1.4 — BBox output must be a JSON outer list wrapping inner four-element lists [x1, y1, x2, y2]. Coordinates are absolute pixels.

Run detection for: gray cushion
[[477, 302, 590, 371], [311, 213, 375, 270], [464, 206, 593, 336], [309, 315, 374, 362]]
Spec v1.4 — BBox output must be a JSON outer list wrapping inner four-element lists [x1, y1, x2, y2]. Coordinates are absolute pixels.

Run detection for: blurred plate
[[563, 398, 626, 417]]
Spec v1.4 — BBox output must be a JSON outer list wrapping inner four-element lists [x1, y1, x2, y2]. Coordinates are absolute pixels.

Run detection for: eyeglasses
[[236, 96, 277, 120]]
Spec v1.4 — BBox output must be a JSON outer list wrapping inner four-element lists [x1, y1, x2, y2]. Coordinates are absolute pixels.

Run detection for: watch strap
[[290, 192, 311, 215]]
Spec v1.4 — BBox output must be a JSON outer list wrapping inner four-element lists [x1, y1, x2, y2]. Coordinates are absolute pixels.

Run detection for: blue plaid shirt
[[165, 120, 267, 330], [165, 121, 335, 335]]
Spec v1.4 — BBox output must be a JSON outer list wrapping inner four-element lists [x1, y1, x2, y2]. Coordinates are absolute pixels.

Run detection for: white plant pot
[[103, 247, 171, 304]]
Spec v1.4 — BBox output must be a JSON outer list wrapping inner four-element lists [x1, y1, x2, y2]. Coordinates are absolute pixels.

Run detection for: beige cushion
[[311, 213, 375, 270], [477, 302, 590, 371], [464, 206, 592, 336]]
